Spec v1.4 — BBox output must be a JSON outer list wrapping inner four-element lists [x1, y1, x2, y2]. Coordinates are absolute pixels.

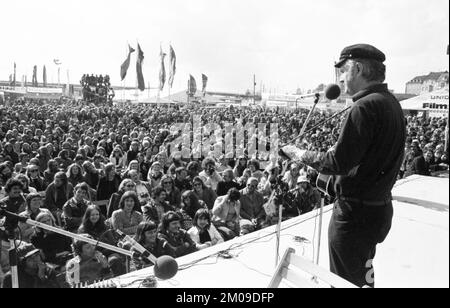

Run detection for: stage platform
[[111, 175, 449, 288]]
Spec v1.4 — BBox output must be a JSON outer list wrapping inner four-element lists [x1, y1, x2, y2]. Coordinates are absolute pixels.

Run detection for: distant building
[[405, 71, 449, 95]]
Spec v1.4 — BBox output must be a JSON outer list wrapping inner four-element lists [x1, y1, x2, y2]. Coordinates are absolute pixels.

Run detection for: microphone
[[295, 84, 341, 100], [115, 229, 179, 280], [324, 84, 341, 100]]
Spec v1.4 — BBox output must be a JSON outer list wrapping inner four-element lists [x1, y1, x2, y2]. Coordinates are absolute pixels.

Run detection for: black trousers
[[328, 198, 393, 287]]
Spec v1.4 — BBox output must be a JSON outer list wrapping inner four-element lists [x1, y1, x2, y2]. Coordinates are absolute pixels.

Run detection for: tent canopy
[[400, 88, 448, 110], [400, 88, 448, 117]]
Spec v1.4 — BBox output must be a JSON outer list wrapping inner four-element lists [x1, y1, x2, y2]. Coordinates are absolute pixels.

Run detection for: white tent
[[400, 88, 449, 117]]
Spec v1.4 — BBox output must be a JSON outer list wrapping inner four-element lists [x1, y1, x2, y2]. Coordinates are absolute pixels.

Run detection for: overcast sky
[[0, 0, 448, 95]]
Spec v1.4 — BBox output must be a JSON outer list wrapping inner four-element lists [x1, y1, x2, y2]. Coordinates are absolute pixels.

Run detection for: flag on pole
[[136, 43, 145, 91], [120, 45, 135, 81], [159, 45, 167, 91], [43, 65, 47, 87], [168, 45, 176, 88], [189, 75, 197, 95], [202, 74, 208, 93]]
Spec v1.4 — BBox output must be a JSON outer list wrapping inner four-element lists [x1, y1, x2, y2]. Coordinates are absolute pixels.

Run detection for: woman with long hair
[[78, 204, 125, 276], [178, 190, 207, 231], [109, 147, 126, 174], [129, 221, 166, 270], [106, 178, 136, 218], [14, 173, 37, 195], [188, 209, 224, 250], [111, 191, 143, 236], [192, 176, 217, 210], [66, 163, 85, 188], [161, 175, 181, 209], [147, 161, 163, 189]]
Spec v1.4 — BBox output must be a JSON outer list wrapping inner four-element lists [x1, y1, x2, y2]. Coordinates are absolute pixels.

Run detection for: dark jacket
[[142, 201, 174, 225], [30, 231, 73, 265], [217, 181, 241, 197], [44, 183, 74, 213], [97, 175, 121, 201], [158, 229, 197, 258], [62, 198, 90, 232], [405, 153, 430, 177], [29, 176, 47, 192], [303, 84, 406, 201]]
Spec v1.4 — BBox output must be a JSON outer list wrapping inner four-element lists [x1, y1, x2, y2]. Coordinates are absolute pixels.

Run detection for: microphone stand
[[0, 208, 157, 288], [275, 94, 321, 267]]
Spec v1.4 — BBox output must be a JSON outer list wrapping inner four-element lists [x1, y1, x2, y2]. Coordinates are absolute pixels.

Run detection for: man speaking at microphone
[[298, 44, 406, 287]]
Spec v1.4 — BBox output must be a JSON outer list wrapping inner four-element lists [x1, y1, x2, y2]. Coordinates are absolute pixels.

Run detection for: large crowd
[[0, 97, 448, 288]]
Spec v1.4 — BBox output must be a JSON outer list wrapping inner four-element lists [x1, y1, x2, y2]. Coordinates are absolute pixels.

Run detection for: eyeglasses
[[126, 184, 136, 188]]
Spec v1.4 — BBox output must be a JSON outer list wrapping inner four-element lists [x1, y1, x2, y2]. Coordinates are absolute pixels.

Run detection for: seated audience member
[[212, 188, 241, 240], [44, 171, 74, 225], [142, 186, 174, 225], [62, 183, 91, 232], [161, 175, 182, 209], [18, 193, 52, 243], [147, 161, 164, 189], [291, 176, 321, 215], [239, 178, 266, 235], [186, 161, 201, 183], [247, 159, 264, 183], [158, 211, 197, 258], [129, 169, 151, 206], [173, 167, 192, 193], [66, 163, 85, 188], [66, 234, 111, 287], [82, 161, 101, 193], [30, 212, 72, 267], [192, 176, 217, 210], [26, 165, 46, 192], [233, 157, 248, 178], [129, 221, 166, 270], [0, 179, 27, 238], [43, 159, 59, 187], [178, 190, 207, 231], [282, 162, 303, 190], [216, 169, 241, 197], [111, 191, 143, 236], [2, 242, 60, 288], [97, 163, 121, 202], [14, 174, 37, 195], [199, 157, 222, 191], [188, 209, 224, 250], [78, 205, 125, 276], [106, 178, 136, 218]]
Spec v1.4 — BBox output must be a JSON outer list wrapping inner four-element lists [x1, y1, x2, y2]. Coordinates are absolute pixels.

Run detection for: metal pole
[[275, 202, 283, 267], [8, 239, 19, 288]]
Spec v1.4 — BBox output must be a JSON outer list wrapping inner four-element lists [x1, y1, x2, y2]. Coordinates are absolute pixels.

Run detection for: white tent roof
[[400, 88, 449, 111]]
